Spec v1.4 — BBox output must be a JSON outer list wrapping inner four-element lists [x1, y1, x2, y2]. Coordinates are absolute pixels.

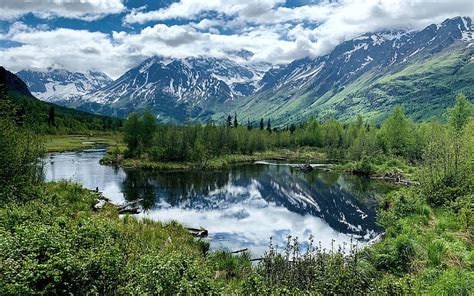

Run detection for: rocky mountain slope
[[16, 68, 112, 105]]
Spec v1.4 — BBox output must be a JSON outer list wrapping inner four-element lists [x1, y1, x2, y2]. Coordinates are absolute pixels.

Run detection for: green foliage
[[0, 182, 224, 295], [7, 93, 122, 135], [378, 106, 417, 158], [0, 100, 44, 202], [253, 236, 378, 294]]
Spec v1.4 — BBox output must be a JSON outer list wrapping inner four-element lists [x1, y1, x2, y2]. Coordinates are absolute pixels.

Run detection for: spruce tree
[[260, 118, 264, 130], [267, 118, 271, 133], [48, 106, 55, 126], [227, 114, 232, 127], [234, 112, 238, 128]]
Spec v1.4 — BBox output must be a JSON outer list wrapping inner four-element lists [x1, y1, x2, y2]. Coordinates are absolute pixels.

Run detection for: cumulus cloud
[[123, 0, 286, 24], [0, 0, 125, 21], [0, 0, 472, 79]]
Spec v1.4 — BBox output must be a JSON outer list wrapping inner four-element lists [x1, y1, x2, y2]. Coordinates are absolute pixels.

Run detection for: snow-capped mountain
[[257, 17, 472, 94], [80, 56, 269, 121], [21, 16, 472, 123], [235, 16, 473, 123], [16, 68, 112, 104]]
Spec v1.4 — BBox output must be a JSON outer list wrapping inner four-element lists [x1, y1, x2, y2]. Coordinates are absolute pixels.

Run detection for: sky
[[0, 0, 473, 79]]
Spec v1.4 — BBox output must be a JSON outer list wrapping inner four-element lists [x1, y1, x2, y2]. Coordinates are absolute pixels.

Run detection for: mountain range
[[13, 16, 474, 124], [17, 68, 112, 105]]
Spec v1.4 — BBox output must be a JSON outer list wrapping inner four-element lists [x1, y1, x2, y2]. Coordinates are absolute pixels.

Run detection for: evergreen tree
[[289, 123, 296, 134], [247, 119, 252, 131], [48, 106, 55, 126], [260, 118, 264, 130], [267, 119, 272, 133], [234, 112, 238, 128], [227, 114, 232, 127]]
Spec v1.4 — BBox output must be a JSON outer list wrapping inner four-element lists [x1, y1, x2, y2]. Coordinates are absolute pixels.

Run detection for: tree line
[[123, 94, 471, 182]]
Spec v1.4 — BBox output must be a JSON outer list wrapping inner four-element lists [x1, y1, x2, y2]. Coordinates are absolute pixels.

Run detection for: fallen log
[[230, 248, 248, 254], [186, 227, 208, 237], [250, 257, 263, 262], [118, 199, 143, 214]]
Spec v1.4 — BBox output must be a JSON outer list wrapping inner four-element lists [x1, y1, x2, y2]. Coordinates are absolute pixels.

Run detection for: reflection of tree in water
[[121, 165, 267, 209], [121, 170, 156, 210]]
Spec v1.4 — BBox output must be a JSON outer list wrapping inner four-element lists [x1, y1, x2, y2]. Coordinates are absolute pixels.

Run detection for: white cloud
[[123, 0, 286, 24], [0, 0, 472, 79], [0, 0, 125, 21]]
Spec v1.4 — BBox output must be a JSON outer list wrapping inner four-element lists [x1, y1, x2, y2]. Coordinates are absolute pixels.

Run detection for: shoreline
[[99, 147, 419, 185], [100, 148, 328, 171]]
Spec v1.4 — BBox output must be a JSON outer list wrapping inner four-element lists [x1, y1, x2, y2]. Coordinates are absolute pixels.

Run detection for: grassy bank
[[43, 133, 122, 152], [101, 147, 326, 171], [0, 181, 251, 294]]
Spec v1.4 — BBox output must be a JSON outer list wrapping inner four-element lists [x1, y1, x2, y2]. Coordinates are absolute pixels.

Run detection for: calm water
[[44, 148, 393, 256]]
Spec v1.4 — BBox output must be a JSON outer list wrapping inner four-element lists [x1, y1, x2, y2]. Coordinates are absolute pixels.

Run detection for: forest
[[120, 94, 470, 176], [0, 89, 472, 294]]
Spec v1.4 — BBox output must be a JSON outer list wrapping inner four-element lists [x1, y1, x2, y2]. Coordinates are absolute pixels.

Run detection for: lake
[[44, 148, 393, 256]]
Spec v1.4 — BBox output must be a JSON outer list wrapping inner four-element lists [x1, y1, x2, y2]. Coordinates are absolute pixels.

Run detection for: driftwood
[[92, 189, 142, 214], [186, 227, 208, 237], [250, 257, 264, 262], [230, 248, 248, 254], [117, 199, 143, 214]]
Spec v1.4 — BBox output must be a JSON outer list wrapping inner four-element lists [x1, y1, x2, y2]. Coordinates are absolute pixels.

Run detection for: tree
[[142, 109, 156, 150], [48, 106, 56, 126], [123, 113, 142, 157], [0, 101, 43, 202], [267, 119, 272, 133], [260, 118, 264, 130], [247, 119, 252, 131], [234, 112, 238, 128], [378, 106, 415, 158], [227, 114, 232, 127], [289, 123, 296, 134], [447, 93, 472, 174]]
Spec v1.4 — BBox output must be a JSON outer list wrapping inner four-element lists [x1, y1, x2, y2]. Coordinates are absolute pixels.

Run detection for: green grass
[[372, 189, 473, 294], [43, 133, 122, 152]]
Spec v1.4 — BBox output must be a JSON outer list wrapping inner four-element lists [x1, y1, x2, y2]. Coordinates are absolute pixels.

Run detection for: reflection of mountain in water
[[121, 164, 387, 239]]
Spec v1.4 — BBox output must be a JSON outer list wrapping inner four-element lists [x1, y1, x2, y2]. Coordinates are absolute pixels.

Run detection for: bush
[[254, 236, 377, 294], [372, 234, 416, 273], [0, 182, 222, 295]]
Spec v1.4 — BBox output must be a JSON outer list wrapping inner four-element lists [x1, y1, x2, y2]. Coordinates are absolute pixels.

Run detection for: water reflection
[[44, 149, 392, 256]]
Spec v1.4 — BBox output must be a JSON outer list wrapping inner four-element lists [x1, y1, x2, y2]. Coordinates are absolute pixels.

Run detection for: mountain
[[18, 17, 473, 124], [230, 16, 473, 124], [78, 56, 269, 122], [0, 66, 121, 133], [16, 68, 112, 105]]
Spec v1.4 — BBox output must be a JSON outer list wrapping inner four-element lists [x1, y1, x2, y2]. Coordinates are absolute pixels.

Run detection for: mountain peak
[[16, 68, 112, 104]]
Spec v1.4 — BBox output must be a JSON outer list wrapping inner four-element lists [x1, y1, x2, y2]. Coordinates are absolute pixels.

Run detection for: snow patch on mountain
[[16, 68, 112, 103]]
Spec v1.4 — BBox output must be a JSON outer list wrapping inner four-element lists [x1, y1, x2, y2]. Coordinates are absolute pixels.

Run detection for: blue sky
[[0, 0, 472, 78]]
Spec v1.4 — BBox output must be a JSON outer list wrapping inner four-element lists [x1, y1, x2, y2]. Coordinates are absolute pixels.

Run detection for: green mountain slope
[[222, 43, 473, 126], [0, 66, 122, 134]]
